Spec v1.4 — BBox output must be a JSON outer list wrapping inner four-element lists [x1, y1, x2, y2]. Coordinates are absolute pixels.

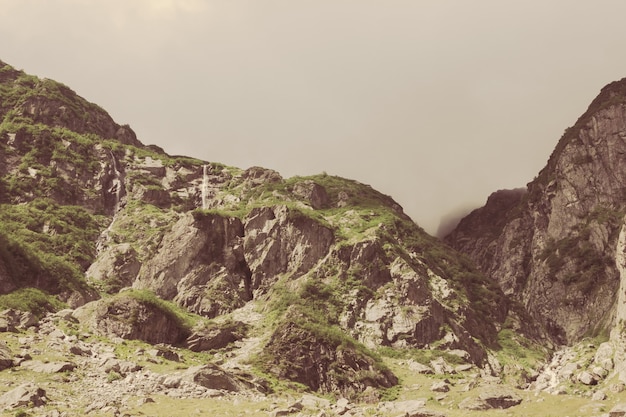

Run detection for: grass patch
[[0, 287, 66, 318]]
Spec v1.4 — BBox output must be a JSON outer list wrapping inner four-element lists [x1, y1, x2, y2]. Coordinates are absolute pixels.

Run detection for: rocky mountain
[[6, 58, 626, 416], [0, 59, 555, 416], [446, 78, 626, 388]]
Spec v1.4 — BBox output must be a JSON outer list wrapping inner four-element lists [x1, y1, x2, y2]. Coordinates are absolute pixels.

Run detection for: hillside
[[447, 78, 626, 398], [0, 59, 561, 416]]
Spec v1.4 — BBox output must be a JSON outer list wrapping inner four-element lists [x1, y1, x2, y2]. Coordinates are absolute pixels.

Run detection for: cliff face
[[447, 79, 626, 345], [0, 59, 513, 399]]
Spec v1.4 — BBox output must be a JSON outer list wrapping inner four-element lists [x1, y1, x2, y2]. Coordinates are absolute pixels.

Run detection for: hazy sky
[[3, 1, 626, 235]]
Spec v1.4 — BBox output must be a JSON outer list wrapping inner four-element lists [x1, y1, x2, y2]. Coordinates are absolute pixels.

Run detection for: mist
[[3, 1, 626, 234]]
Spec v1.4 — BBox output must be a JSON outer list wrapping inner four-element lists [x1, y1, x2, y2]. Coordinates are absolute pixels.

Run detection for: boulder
[[86, 243, 140, 293], [292, 180, 330, 209], [0, 309, 38, 331], [183, 364, 248, 392], [610, 403, 626, 417], [577, 371, 598, 386], [478, 385, 522, 409], [80, 295, 188, 345], [459, 396, 490, 411], [186, 321, 247, 352], [430, 357, 455, 375], [430, 381, 450, 392], [592, 390, 607, 401], [0, 383, 47, 409], [0, 342, 13, 371], [21, 360, 76, 374], [408, 360, 435, 374]]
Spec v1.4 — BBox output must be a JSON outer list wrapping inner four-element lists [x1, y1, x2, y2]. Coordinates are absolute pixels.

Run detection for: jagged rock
[[300, 394, 332, 410], [0, 342, 13, 371], [0, 309, 38, 331], [478, 385, 522, 409], [430, 357, 455, 375], [261, 308, 398, 398], [183, 364, 248, 392], [0, 383, 47, 409], [134, 212, 252, 318], [458, 397, 490, 411], [86, 243, 141, 293], [69, 343, 92, 356], [242, 166, 282, 186], [292, 180, 330, 209], [100, 357, 142, 375], [610, 403, 626, 417], [186, 321, 247, 352], [447, 82, 626, 345], [244, 205, 334, 294], [408, 360, 435, 374], [430, 381, 450, 392], [578, 371, 598, 386], [149, 345, 180, 362], [596, 342, 615, 371], [21, 360, 76, 374], [78, 296, 188, 345], [162, 375, 182, 389], [592, 390, 607, 401]]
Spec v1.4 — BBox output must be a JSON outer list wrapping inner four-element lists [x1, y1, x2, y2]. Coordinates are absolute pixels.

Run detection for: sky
[[2, 1, 626, 236]]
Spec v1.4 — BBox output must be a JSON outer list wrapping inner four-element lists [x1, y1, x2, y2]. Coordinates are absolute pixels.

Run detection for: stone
[[578, 371, 598, 386], [162, 375, 182, 388], [478, 385, 522, 409], [595, 342, 615, 371], [408, 360, 434, 374], [300, 394, 331, 409], [592, 390, 607, 401], [430, 381, 450, 392], [21, 360, 76, 373], [430, 357, 455, 375], [0, 342, 13, 371], [0, 383, 47, 409], [610, 403, 626, 417], [149, 346, 180, 362], [183, 364, 245, 392], [611, 383, 626, 393], [459, 396, 489, 411]]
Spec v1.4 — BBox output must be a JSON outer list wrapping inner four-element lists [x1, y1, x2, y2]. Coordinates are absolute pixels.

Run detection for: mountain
[[447, 78, 626, 389], [0, 59, 549, 415]]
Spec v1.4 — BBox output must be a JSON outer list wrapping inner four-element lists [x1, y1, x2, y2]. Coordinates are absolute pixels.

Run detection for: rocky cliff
[[447, 78, 626, 348], [0, 58, 524, 413]]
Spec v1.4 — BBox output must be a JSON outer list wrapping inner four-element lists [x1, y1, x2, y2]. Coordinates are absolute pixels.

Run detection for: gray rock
[[459, 396, 489, 411], [162, 375, 182, 388], [0, 383, 47, 409], [592, 390, 607, 401], [478, 385, 522, 409], [0, 342, 13, 371], [578, 371, 598, 386], [430, 381, 450, 392], [408, 360, 434, 374], [21, 360, 76, 373], [183, 364, 246, 392], [430, 357, 455, 375], [610, 403, 626, 417]]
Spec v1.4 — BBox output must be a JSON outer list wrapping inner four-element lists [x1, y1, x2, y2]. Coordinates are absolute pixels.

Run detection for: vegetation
[[0, 287, 66, 318], [114, 289, 200, 331]]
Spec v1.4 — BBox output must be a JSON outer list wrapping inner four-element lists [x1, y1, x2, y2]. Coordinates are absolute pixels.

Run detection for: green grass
[[0, 287, 66, 318]]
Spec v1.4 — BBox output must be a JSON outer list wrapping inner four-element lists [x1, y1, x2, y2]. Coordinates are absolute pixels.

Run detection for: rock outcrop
[[447, 79, 626, 345]]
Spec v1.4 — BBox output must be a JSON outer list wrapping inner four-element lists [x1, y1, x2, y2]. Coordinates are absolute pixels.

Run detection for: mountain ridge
[[3, 58, 626, 416]]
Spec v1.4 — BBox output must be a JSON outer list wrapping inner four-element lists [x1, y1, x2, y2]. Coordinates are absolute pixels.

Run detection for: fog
[[3, 1, 626, 234]]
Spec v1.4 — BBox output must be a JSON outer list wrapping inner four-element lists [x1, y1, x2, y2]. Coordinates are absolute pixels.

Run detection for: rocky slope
[[446, 78, 626, 381], [0, 59, 539, 415]]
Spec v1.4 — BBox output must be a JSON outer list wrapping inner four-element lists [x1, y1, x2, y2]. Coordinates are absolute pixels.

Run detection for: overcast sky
[[2, 1, 626, 235]]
